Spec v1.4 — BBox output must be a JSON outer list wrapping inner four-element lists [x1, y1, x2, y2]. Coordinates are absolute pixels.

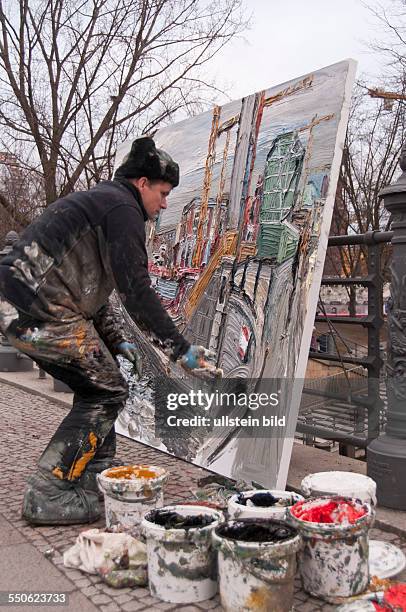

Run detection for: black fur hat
[[114, 137, 179, 187]]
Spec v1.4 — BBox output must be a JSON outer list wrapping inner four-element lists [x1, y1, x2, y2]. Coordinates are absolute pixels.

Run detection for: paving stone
[[132, 587, 150, 598], [100, 603, 120, 612], [82, 586, 100, 597], [194, 600, 220, 610], [91, 593, 113, 605], [64, 568, 83, 579], [121, 601, 148, 612], [75, 577, 92, 588], [138, 595, 160, 605], [114, 593, 133, 604], [150, 602, 176, 610]]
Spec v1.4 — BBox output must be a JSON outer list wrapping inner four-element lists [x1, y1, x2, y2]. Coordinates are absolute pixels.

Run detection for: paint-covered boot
[[22, 471, 101, 526], [79, 458, 125, 500]]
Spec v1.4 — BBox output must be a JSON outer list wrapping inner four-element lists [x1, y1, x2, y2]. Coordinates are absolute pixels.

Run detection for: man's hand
[[180, 345, 216, 371], [116, 341, 143, 379]]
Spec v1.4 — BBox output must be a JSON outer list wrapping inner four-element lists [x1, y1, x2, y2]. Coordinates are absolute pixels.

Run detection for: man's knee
[[109, 377, 129, 405], [75, 373, 129, 408]]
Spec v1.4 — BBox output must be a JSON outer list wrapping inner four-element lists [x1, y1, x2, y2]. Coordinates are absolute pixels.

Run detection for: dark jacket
[[0, 178, 189, 360]]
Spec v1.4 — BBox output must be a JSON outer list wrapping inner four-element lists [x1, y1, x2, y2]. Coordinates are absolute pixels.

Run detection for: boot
[[26, 401, 121, 523], [22, 471, 101, 526], [79, 460, 110, 500]]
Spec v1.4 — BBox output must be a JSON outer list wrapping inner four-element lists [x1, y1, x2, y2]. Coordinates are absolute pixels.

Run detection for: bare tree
[[0, 149, 45, 243], [366, 0, 406, 91], [0, 0, 246, 212], [323, 79, 405, 316], [342, 85, 404, 235], [324, 0, 406, 297]]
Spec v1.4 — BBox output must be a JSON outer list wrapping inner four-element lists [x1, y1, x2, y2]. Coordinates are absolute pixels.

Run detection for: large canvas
[[114, 60, 356, 488]]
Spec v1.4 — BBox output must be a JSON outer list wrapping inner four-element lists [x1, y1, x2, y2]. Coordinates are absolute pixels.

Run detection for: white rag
[[63, 528, 146, 575]]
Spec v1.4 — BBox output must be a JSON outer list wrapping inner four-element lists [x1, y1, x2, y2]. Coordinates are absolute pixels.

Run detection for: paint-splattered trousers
[[0, 298, 129, 483]]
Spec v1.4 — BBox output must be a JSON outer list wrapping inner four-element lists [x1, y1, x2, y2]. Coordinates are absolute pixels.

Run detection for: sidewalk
[[1, 374, 406, 612]]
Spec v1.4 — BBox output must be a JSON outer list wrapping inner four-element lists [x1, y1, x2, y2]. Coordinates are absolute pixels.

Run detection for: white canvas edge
[[275, 58, 358, 489]]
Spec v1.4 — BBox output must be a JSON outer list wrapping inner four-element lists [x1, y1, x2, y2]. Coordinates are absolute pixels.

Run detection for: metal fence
[[296, 231, 392, 453]]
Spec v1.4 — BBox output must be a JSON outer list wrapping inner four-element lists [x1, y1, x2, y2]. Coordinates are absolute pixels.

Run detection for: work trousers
[[0, 299, 129, 482]]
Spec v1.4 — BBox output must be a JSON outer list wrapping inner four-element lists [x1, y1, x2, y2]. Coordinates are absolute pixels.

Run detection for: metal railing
[[296, 230, 392, 452]]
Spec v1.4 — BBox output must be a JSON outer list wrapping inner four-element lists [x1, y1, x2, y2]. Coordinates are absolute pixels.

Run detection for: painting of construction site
[[115, 59, 356, 488]]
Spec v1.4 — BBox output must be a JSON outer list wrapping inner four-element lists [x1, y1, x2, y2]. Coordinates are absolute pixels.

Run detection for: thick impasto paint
[[114, 60, 356, 488]]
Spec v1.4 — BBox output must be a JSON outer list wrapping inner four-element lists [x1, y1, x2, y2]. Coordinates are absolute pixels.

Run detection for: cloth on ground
[[63, 528, 146, 575]]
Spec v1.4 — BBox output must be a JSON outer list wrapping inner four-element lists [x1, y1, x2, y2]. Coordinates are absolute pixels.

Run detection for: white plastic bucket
[[288, 496, 375, 602], [142, 504, 223, 604], [212, 519, 301, 612], [97, 464, 168, 530], [228, 490, 304, 521], [301, 471, 377, 505]]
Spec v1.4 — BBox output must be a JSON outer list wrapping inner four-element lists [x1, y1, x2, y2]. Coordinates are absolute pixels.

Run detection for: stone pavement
[[1, 380, 406, 612]]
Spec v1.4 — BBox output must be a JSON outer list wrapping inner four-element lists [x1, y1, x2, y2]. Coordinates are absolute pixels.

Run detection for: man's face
[[132, 178, 173, 221]]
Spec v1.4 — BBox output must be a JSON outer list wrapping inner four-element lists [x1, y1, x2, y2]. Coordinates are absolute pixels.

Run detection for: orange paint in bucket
[[105, 465, 158, 480]]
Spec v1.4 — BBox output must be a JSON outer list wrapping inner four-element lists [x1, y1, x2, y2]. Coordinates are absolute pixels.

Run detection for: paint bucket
[[228, 490, 304, 522], [288, 496, 375, 602], [212, 519, 301, 612], [141, 504, 223, 603], [97, 464, 168, 530], [301, 471, 377, 505]]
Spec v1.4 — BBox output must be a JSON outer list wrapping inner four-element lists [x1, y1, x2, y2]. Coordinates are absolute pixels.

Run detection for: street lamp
[[367, 143, 406, 509]]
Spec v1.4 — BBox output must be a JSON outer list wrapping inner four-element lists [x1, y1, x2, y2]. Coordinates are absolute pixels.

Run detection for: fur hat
[[114, 137, 179, 187]]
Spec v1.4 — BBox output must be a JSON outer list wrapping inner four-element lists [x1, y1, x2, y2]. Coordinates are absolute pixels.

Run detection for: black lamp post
[[368, 143, 406, 509]]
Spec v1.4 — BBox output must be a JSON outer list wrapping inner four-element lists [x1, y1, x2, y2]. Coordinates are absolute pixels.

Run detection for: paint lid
[[369, 540, 406, 579], [301, 471, 377, 505]]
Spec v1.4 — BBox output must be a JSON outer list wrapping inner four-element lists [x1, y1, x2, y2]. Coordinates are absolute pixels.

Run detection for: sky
[[202, 0, 388, 103]]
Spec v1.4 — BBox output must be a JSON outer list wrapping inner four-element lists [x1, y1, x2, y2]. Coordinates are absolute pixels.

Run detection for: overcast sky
[[203, 0, 388, 102]]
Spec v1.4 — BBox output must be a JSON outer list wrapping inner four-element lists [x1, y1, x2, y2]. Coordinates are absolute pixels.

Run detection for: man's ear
[[131, 177, 148, 190]]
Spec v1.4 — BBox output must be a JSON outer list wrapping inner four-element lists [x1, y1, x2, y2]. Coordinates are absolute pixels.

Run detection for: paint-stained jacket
[[0, 178, 190, 360]]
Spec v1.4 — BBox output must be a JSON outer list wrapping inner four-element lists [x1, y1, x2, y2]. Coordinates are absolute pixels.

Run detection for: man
[[0, 137, 208, 525]]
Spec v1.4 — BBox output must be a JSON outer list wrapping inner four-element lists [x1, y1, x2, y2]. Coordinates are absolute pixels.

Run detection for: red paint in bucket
[[291, 498, 366, 524], [373, 583, 406, 611]]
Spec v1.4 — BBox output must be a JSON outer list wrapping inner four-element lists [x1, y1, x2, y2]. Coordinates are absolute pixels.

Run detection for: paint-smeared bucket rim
[[301, 471, 377, 505], [288, 495, 374, 533], [142, 504, 223, 540]]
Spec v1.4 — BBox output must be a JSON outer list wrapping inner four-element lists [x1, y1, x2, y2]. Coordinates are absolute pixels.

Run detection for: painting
[[114, 59, 356, 488]]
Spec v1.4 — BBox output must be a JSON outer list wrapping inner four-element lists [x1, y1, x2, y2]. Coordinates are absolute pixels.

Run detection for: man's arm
[[103, 204, 190, 361]]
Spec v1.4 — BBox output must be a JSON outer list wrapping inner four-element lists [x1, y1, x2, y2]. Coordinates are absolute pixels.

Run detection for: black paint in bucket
[[146, 508, 215, 529], [236, 491, 280, 507], [216, 520, 297, 543]]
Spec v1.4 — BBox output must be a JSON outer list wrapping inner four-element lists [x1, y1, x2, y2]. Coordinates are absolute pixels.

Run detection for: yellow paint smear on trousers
[[67, 432, 98, 480], [52, 467, 64, 480]]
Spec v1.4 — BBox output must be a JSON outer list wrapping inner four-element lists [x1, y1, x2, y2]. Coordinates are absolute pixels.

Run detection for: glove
[[180, 345, 215, 371], [116, 342, 143, 379]]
